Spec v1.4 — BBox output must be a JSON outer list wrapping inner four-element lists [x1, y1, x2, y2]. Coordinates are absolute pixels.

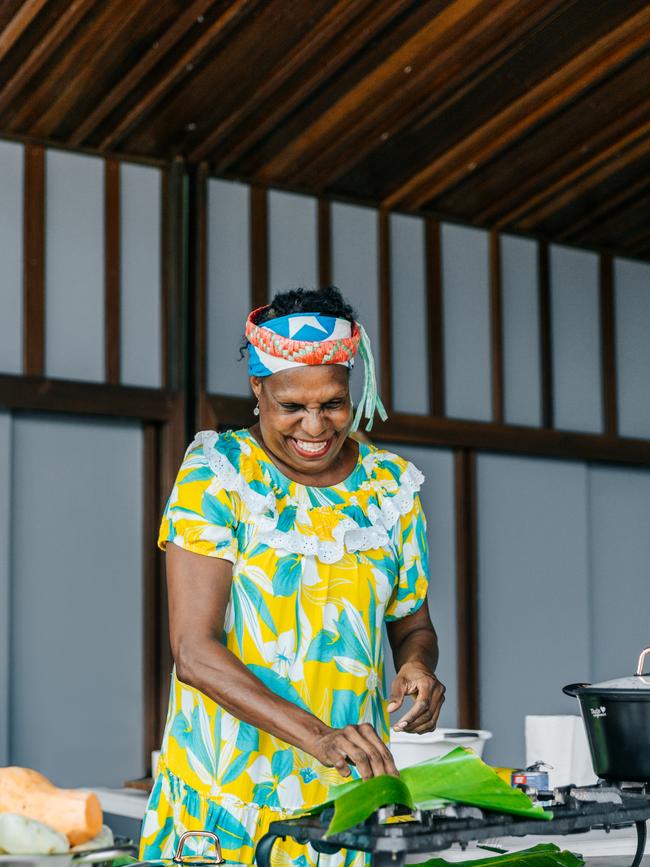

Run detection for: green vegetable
[[317, 747, 551, 836], [411, 843, 583, 867]]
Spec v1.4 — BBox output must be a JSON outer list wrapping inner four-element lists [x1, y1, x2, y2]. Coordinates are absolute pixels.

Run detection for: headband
[[245, 307, 387, 431]]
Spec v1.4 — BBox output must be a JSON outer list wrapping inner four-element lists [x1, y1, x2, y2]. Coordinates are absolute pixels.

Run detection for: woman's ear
[[250, 376, 263, 402]]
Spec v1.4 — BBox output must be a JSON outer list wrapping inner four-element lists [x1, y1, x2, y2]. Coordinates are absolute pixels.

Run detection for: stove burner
[[255, 784, 650, 867]]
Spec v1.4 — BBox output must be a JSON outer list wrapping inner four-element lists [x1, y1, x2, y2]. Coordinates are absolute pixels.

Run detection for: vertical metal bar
[[250, 185, 269, 308], [489, 230, 504, 424], [23, 144, 45, 376], [105, 158, 121, 385], [538, 241, 554, 428], [318, 197, 331, 288], [425, 218, 444, 416], [600, 253, 617, 437], [378, 208, 393, 413], [455, 449, 479, 729]]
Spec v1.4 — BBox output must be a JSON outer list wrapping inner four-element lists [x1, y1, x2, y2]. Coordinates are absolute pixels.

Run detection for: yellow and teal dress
[[139, 428, 429, 867]]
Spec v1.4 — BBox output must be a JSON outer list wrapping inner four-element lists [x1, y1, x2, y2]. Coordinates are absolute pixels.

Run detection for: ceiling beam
[[253, 0, 495, 182], [558, 171, 650, 243], [70, 0, 217, 146], [0, 0, 97, 117], [290, 0, 567, 191], [0, 0, 49, 57], [189, 0, 385, 164], [382, 5, 650, 210], [99, 0, 262, 151]]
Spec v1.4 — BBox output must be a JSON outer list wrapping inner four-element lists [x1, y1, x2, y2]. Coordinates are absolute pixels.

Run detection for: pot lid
[[585, 647, 650, 691]]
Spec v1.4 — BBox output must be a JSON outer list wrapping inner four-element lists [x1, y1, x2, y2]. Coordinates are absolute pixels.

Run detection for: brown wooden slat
[[0, 0, 97, 116], [295, 0, 567, 191], [318, 197, 331, 288], [256, 0, 495, 182], [70, 0, 216, 146], [515, 121, 650, 231], [538, 241, 553, 429], [600, 253, 617, 437], [0, 373, 176, 419], [208, 391, 650, 464], [454, 449, 479, 730], [193, 161, 210, 432], [23, 143, 45, 376], [250, 185, 268, 309], [143, 422, 161, 771], [100, 0, 261, 151], [425, 218, 444, 416], [105, 158, 120, 384], [559, 172, 650, 243], [384, 6, 650, 209], [161, 158, 185, 391], [190, 0, 382, 164], [0, 0, 49, 56], [489, 230, 504, 423], [378, 208, 392, 412]]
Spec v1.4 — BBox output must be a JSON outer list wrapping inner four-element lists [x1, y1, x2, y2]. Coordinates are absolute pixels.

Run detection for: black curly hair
[[240, 286, 357, 359]]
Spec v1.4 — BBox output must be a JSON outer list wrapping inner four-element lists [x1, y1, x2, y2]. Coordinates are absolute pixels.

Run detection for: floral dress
[[139, 428, 429, 867]]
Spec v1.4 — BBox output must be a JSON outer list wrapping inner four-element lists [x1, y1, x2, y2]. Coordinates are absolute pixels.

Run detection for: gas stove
[[255, 784, 650, 867]]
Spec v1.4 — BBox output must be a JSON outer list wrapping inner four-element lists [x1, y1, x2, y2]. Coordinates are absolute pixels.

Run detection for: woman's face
[[251, 365, 353, 473]]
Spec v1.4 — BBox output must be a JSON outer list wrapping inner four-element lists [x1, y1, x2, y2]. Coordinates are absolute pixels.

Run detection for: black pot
[[563, 647, 650, 783]]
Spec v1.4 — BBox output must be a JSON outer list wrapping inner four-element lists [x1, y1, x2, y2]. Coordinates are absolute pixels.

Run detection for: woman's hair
[[240, 286, 357, 358]]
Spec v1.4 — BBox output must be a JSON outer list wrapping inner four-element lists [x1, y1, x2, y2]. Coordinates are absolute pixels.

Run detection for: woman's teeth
[[291, 438, 332, 456]]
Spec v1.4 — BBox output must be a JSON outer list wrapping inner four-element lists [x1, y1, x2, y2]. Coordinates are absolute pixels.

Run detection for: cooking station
[[255, 784, 650, 867]]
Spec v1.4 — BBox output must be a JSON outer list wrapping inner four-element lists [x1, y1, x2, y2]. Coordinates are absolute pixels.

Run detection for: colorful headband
[[245, 307, 387, 431]]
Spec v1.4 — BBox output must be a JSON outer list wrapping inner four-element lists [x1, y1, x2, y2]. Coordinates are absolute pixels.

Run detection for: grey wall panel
[[588, 464, 650, 682], [331, 202, 379, 405], [390, 214, 429, 414], [207, 179, 251, 398], [382, 444, 458, 727], [477, 454, 590, 766], [614, 258, 650, 438], [120, 163, 162, 388], [45, 150, 104, 382], [0, 142, 23, 374], [10, 414, 144, 787], [268, 190, 318, 292], [0, 412, 10, 764], [441, 223, 492, 421], [501, 235, 542, 426], [550, 245, 602, 433]]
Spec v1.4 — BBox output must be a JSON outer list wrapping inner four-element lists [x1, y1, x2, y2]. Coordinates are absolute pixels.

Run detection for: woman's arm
[[167, 544, 398, 779], [385, 602, 446, 734]]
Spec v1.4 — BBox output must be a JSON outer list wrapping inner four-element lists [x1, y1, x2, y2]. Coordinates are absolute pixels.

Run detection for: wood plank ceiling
[[2, 0, 650, 259]]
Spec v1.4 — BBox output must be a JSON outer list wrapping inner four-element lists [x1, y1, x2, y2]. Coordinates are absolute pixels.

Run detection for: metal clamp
[[636, 647, 650, 676], [173, 831, 224, 865]]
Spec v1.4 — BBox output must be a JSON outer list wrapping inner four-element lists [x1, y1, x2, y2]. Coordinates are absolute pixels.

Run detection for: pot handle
[[563, 682, 591, 697], [636, 648, 650, 676], [174, 831, 224, 864]]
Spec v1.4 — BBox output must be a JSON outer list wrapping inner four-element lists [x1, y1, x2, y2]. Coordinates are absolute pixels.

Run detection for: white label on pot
[[590, 706, 607, 719]]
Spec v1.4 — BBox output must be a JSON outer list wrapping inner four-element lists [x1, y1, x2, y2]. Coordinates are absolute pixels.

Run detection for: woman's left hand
[[387, 663, 445, 734]]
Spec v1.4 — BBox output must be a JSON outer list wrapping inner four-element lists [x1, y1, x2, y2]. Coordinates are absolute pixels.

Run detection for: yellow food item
[[0, 767, 102, 846]]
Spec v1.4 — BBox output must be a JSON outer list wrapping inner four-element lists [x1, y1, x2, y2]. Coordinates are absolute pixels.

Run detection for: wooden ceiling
[[2, 0, 650, 258]]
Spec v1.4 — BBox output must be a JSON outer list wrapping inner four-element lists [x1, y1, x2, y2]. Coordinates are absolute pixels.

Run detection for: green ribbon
[[351, 323, 388, 432]]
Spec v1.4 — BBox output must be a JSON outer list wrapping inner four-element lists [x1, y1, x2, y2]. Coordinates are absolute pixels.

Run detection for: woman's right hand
[[308, 723, 399, 780]]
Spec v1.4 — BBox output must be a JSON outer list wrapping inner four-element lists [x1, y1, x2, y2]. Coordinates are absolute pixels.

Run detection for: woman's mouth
[[289, 437, 334, 459]]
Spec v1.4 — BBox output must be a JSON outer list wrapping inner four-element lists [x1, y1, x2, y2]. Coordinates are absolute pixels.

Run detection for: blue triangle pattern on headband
[[263, 313, 339, 342]]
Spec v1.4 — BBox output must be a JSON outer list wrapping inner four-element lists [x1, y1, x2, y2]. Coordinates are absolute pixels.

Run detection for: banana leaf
[[410, 843, 584, 867], [317, 747, 551, 836]]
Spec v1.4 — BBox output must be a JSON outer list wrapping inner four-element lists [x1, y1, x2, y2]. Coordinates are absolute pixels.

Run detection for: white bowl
[[389, 727, 492, 769]]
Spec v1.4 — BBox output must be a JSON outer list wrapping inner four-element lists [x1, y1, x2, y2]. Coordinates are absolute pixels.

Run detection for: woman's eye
[[281, 403, 301, 411], [323, 401, 344, 410]]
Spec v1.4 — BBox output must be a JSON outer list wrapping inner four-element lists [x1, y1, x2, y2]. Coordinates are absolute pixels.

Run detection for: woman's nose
[[301, 410, 326, 437]]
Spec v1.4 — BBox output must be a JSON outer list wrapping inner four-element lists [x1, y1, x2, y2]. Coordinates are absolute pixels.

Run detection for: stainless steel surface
[[637, 649, 650, 677], [172, 832, 223, 866]]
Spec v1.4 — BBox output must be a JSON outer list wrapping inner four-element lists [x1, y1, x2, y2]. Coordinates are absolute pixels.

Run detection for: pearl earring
[[253, 402, 260, 417]]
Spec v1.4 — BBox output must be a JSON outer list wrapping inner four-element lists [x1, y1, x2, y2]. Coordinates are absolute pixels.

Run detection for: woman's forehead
[[264, 365, 350, 399]]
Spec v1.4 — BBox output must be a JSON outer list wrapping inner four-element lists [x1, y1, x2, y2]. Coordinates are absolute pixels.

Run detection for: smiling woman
[[139, 287, 445, 867]]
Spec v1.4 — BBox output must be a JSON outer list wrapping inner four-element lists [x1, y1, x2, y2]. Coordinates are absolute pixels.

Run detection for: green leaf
[[326, 774, 413, 837], [410, 843, 584, 867]]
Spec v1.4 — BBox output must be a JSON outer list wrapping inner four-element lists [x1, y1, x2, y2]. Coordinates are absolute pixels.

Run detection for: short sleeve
[[384, 493, 429, 621], [158, 439, 239, 563]]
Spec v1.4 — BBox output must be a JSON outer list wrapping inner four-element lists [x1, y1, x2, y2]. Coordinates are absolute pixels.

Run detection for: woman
[[140, 287, 445, 867]]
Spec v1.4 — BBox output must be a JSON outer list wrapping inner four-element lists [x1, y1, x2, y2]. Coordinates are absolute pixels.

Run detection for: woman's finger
[[357, 723, 399, 776]]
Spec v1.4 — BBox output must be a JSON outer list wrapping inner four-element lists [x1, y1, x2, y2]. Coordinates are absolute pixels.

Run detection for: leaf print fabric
[[139, 429, 429, 866]]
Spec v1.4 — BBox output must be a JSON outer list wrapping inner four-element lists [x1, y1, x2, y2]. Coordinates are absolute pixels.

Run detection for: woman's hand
[[387, 662, 445, 734], [307, 723, 399, 780]]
